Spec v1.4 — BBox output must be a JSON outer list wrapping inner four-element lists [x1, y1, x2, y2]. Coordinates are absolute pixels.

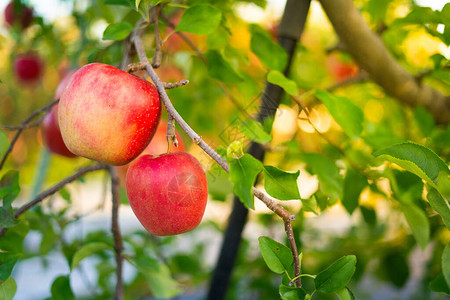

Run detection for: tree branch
[[132, 33, 296, 222], [108, 166, 124, 300], [319, 0, 450, 124], [0, 163, 108, 239], [0, 99, 59, 170]]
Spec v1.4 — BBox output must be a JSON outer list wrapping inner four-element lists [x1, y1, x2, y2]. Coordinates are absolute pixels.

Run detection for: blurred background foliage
[[0, 0, 449, 299]]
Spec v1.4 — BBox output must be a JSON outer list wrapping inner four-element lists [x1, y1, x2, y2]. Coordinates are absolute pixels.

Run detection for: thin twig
[[0, 99, 59, 170], [152, 5, 163, 68], [163, 80, 189, 89], [285, 221, 301, 287], [109, 166, 124, 300], [0, 163, 108, 239], [166, 113, 178, 152], [125, 62, 147, 74]]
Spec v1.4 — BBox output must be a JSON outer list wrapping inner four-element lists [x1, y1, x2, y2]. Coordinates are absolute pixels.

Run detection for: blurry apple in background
[[4, 1, 33, 29], [41, 71, 78, 158], [58, 63, 161, 165], [126, 151, 208, 236], [117, 120, 186, 185], [13, 53, 43, 85], [326, 53, 359, 82]]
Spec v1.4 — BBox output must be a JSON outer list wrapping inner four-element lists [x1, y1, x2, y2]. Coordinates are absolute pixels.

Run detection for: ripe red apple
[[4, 1, 33, 29], [13, 53, 43, 84], [58, 63, 161, 165], [41, 71, 78, 158], [42, 105, 77, 158], [126, 152, 208, 236], [117, 120, 186, 184]]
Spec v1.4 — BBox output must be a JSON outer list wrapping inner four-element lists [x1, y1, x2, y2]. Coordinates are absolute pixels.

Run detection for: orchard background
[[0, 0, 449, 299]]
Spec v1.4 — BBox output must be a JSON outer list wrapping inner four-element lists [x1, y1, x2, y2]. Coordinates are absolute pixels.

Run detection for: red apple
[[117, 120, 186, 184], [13, 53, 43, 84], [42, 105, 77, 158], [126, 152, 208, 236], [4, 1, 33, 29], [58, 63, 161, 165], [41, 71, 78, 158]]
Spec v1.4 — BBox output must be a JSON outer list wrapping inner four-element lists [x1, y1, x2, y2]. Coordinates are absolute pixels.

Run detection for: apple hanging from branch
[[58, 63, 161, 165], [126, 152, 208, 236], [116, 119, 186, 185]]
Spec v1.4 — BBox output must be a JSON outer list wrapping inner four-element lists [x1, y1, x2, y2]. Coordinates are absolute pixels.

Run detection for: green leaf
[[314, 255, 357, 293], [302, 153, 343, 200], [0, 130, 9, 158], [102, 22, 133, 40], [176, 4, 222, 35], [135, 0, 141, 10], [205, 50, 243, 84], [443, 243, 450, 288], [315, 90, 364, 139], [336, 287, 355, 300], [427, 186, 450, 230], [279, 284, 306, 300], [342, 168, 367, 215], [263, 166, 300, 200], [0, 171, 20, 203], [71, 242, 113, 270], [0, 253, 20, 281], [373, 142, 450, 199], [0, 277, 17, 300], [301, 196, 318, 215], [104, 0, 132, 6], [59, 187, 71, 204], [133, 257, 182, 298], [413, 106, 435, 136], [0, 171, 20, 229], [250, 24, 287, 71], [429, 273, 450, 295], [267, 70, 298, 96], [360, 206, 377, 226], [258, 236, 293, 274], [400, 203, 430, 250], [227, 153, 263, 209], [51, 275, 74, 300], [239, 119, 272, 144]]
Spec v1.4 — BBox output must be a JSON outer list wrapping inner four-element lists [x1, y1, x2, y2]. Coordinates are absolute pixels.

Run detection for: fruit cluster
[[43, 63, 208, 236]]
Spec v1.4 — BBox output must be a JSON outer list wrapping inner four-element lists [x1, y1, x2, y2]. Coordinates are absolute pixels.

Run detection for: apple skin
[[4, 1, 33, 29], [117, 120, 186, 184], [42, 105, 77, 158], [58, 63, 161, 165], [126, 152, 208, 236], [13, 53, 42, 84], [41, 71, 78, 158]]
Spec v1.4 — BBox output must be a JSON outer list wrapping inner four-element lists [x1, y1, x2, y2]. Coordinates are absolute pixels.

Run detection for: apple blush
[[126, 152, 208, 236], [41, 71, 78, 157], [58, 63, 161, 165]]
